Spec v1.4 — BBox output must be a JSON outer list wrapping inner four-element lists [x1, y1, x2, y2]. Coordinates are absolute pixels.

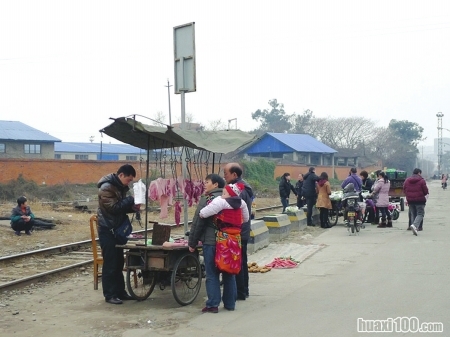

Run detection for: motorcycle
[[342, 194, 365, 233], [361, 191, 400, 222]]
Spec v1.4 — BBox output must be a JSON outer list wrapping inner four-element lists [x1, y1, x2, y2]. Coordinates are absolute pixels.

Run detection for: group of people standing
[[96, 163, 253, 311], [279, 166, 429, 235], [279, 167, 333, 228]]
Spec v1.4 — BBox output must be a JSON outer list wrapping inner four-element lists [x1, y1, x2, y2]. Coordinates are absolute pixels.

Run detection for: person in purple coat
[[341, 167, 363, 192]]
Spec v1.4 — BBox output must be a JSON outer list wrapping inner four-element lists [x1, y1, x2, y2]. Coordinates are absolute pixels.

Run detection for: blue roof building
[[54, 142, 147, 161], [243, 133, 337, 166], [0, 120, 61, 159]]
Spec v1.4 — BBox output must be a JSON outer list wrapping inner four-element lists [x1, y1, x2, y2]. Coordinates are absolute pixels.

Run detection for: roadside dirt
[[0, 197, 283, 256]]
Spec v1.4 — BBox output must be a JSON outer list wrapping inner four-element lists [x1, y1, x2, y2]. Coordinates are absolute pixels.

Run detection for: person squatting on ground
[[223, 162, 253, 301], [295, 173, 304, 208], [188, 174, 225, 313], [279, 172, 297, 213], [403, 168, 429, 236], [197, 182, 249, 312], [341, 167, 363, 193], [316, 172, 332, 228], [97, 164, 141, 305], [371, 171, 392, 228], [10, 196, 35, 236], [302, 167, 320, 226]]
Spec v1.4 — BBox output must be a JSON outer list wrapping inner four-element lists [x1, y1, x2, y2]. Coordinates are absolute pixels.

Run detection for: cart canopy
[[100, 117, 257, 154]]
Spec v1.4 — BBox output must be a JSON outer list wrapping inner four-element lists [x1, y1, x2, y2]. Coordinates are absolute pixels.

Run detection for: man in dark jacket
[[279, 173, 297, 213], [403, 168, 429, 236], [97, 164, 140, 304], [302, 167, 320, 226], [295, 173, 304, 208], [223, 162, 253, 301], [359, 170, 375, 223]]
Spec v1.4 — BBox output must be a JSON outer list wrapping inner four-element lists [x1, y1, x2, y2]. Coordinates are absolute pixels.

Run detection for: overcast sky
[[1, 1, 449, 146]]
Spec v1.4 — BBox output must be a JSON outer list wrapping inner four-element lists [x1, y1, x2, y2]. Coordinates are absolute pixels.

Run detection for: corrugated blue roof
[[55, 142, 144, 154], [0, 121, 61, 142], [245, 133, 337, 154]]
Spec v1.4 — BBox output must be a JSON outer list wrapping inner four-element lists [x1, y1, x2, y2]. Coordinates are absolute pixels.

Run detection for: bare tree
[[151, 111, 167, 126], [308, 117, 375, 149], [205, 119, 227, 131]]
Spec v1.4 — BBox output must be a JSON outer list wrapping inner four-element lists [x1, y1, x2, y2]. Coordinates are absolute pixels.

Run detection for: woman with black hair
[[279, 173, 297, 213], [316, 172, 332, 228], [372, 171, 392, 228]]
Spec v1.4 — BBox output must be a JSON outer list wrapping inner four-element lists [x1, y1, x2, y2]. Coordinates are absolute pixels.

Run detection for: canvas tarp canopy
[[100, 117, 257, 154]]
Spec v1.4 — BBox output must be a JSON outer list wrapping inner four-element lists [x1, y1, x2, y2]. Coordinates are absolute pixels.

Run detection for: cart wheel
[[400, 198, 405, 211], [171, 253, 202, 306], [328, 203, 339, 226], [392, 209, 400, 221], [126, 268, 156, 301]]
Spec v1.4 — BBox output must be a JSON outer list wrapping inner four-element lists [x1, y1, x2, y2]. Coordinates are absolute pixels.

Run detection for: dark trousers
[[98, 226, 126, 299], [236, 240, 249, 299], [378, 207, 392, 221], [305, 196, 316, 226], [11, 219, 34, 232], [280, 197, 289, 213], [319, 208, 328, 226], [297, 196, 304, 208]]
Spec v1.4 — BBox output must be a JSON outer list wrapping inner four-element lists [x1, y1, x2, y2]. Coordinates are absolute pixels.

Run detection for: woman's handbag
[[215, 227, 242, 275]]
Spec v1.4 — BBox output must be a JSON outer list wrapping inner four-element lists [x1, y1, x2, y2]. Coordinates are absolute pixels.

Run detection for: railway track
[[0, 204, 286, 291]]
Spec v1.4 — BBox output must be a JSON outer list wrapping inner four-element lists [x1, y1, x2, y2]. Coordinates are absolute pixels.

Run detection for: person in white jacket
[[198, 182, 249, 312], [199, 182, 249, 227]]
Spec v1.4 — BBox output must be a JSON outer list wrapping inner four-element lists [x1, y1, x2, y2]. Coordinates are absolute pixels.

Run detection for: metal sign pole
[[181, 89, 189, 236], [174, 22, 196, 237]]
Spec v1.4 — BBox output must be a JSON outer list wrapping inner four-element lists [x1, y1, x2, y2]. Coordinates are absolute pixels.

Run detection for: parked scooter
[[342, 183, 363, 234], [361, 191, 400, 223]]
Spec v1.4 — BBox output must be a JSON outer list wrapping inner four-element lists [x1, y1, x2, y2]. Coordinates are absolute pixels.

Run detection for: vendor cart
[[117, 242, 202, 306], [387, 170, 407, 211]]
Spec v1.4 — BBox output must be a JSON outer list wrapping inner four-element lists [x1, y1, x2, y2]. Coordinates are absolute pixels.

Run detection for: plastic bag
[[133, 179, 146, 205]]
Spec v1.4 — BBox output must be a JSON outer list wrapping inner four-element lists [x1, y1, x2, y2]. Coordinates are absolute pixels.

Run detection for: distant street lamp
[[437, 112, 444, 175]]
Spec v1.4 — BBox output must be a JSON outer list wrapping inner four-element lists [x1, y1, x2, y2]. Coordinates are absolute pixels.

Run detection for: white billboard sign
[[173, 22, 196, 94]]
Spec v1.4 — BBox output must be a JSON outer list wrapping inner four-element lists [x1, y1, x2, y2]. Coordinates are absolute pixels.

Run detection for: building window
[[24, 144, 41, 154], [54, 154, 61, 159], [75, 154, 89, 160], [0, 144, 5, 153], [126, 155, 138, 161]]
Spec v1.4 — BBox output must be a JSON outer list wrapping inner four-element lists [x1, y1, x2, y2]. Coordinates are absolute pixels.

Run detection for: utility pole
[[165, 79, 173, 126], [437, 112, 444, 176]]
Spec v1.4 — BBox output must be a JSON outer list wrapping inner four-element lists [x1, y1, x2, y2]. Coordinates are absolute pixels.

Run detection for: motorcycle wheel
[[392, 209, 400, 221], [355, 219, 360, 232]]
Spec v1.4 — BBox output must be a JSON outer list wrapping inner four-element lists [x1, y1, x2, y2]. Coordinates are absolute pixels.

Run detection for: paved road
[[147, 180, 448, 337]]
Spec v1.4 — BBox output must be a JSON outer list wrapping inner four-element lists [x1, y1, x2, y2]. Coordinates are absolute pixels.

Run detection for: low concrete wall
[[263, 214, 291, 242], [286, 210, 306, 231], [248, 219, 270, 254]]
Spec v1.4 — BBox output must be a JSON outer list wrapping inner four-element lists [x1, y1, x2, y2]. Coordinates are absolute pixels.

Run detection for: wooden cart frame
[[118, 243, 202, 306]]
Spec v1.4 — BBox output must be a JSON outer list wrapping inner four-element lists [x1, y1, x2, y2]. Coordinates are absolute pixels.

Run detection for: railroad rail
[[0, 204, 288, 291]]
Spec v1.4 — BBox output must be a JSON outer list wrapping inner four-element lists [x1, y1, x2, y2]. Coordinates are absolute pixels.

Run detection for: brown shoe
[[386, 220, 393, 228], [377, 224, 387, 228]]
